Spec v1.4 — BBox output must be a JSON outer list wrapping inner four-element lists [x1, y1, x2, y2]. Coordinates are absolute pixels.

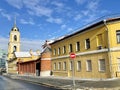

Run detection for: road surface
[[0, 76, 60, 90]]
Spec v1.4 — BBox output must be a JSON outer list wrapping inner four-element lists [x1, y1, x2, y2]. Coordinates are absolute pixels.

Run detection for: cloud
[[20, 18, 35, 25], [61, 24, 66, 29], [23, 0, 53, 17], [0, 35, 44, 52], [6, 0, 23, 9], [21, 38, 44, 51], [0, 9, 12, 20], [0, 36, 8, 51], [67, 28, 73, 32], [5, 0, 53, 17], [74, 14, 82, 21], [46, 17, 62, 24], [51, 1, 64, 7], [75, 0, 87, 5], [1, 12, 11, 21]]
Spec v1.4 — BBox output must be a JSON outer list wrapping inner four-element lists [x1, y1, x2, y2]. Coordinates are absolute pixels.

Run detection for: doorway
[[36, 62, 40, 76]]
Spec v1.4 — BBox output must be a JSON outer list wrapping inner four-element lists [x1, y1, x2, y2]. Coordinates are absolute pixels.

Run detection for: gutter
[[103, 19, 113, 78]]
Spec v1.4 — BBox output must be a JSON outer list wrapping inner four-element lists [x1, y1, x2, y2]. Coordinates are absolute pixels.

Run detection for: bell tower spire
[[8, 16, 20, 60], [14, 16, 16, 27]]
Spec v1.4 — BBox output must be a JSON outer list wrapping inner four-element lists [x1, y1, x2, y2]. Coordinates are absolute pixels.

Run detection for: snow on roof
[[15, 52, 31, 58], [32, 52, 40, 56]]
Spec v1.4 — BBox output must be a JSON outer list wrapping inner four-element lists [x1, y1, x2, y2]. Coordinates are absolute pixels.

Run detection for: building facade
[[0, 49, 7, 73], [50, 17, 120, 79], [7, 20, 52, 76], [7, 21, 20, 74], [17, 42, 52, 76]]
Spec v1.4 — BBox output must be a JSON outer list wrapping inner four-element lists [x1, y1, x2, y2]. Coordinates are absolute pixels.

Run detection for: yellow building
[[50, 17, 120, 79], [7, 20, 20, 74], [7, 20, 40, 74]]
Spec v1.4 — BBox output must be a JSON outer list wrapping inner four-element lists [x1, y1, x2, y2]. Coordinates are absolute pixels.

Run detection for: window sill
[[99, 70, 105, 73], [77, 70, 81, 72], [86, 70, 92, 72]]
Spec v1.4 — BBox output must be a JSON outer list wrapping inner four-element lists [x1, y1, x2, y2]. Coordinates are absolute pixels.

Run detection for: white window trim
[[86, 60, 92, 71], [58, 62, 61, 70], [58, 48, 60, 55], [54, 63, 56, 70], [53, 49, 56, 55], [85, 40, 87, 49], [63, 62, 66, 70], [98, 59, 106, 72], [77, 61, 81, 71], [76, 42, 80, 51], [85, 39, 90, 49], [70, 61, 72, 71], [63, 46, 66, 54], [118, 58, 120, 71]]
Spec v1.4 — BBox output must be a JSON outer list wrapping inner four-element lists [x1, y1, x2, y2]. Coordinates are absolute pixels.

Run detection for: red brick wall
[[41, 60, 51, 71], [18, 61, 36, 75], [41, 52, 51, 71]]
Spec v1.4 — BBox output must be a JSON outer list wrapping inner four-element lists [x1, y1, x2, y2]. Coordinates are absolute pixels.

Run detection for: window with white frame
[[69, 44, 73, 52], [63, 46, 66, 54], [58, 62, 61, 70], [116, 30, 120, 43], [99, 59, 106, 71], [77, 61, 81, 71], [70, 61, 73, 71], [86, 60, 92, 71], [97, 34, 103, 46], [58, 47, 60, 55], [118, 58, 120, 71], [76, 42, 80, 51], [54, 63, 56, 70], [53, 49, 56, 55], [63, 62, 66, 70], [85, 38, 90, 49]]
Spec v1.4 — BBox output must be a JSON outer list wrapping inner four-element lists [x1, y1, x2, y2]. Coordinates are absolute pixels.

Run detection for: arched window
[[14, 35, 17, 41], [13, 46, 17, 52]]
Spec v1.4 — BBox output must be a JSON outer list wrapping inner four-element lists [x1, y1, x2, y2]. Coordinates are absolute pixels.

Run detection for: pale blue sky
[[0, 0, 120, 51]]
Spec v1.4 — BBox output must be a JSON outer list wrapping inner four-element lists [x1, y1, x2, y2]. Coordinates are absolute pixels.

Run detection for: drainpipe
[[103, 19, 113, 78]]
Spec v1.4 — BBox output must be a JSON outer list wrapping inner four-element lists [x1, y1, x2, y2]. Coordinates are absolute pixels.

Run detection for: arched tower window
[[14, 35, 17, 41], [13, 46, 17, 52]]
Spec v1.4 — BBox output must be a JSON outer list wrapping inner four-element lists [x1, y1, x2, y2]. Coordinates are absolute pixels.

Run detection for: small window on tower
[[13, 46, 17, 52], [14, 35, 17, 41]]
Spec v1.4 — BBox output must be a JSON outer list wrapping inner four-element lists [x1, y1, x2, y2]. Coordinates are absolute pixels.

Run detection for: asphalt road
[[0, 76, 60, 90]]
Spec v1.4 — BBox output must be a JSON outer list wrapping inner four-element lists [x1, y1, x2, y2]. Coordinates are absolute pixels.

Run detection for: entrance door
[[36, 62, 40, 76]]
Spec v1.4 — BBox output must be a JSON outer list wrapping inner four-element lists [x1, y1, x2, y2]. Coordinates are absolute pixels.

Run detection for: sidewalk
[[5, 74, 120, 90]]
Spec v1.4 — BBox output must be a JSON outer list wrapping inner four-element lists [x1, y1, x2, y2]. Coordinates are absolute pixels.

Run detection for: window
[[69, 44, 73, 52], [58, 62, 61, 70], [13, 46, 17, 52], [14, 35, 17, 41], [76, 42, 80, 51], [77, 61, 81, 71], [54, 63, 56, 70], [99, 59, 106, 71], [116, 30, 120, 43], [63, 62, 66, 70], [85, 39, 90, 49], [70, 61, 73, 71], [63, 46, 66, 54], [118, 58, 120, 71], [58, 47, 61, 55], [97, 34, 103, 46], [86, 60, 92, 71], [53, 49, 56, 55]]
